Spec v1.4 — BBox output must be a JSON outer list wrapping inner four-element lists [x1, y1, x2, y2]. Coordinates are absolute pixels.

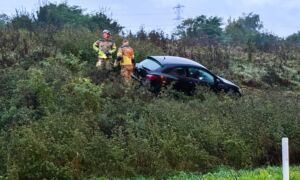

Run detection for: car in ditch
[[132, 56, 242, 95]]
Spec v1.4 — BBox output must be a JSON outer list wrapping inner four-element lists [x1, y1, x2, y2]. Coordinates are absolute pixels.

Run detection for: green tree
[[11, 11, 33, 31], [225, 13, 263, 45], [36, 3, 86, 28], [136, 27, 148, 41], [254, 32, 281, 52], [175, 15, 223, 45], [0, 14, 9, 28], [225, 13, 263, 60], [87, 12, 123, 33], [286, 31, 300, 48], [36, 3, 122, 33]]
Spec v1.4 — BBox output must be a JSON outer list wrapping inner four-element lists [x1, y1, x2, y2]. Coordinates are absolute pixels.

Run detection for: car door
[[165, 66, 192, 92], [187, 67, 216, 89]]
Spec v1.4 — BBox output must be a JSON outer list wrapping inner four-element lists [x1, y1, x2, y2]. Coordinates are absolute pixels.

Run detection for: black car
[[132, 56, 241, 95]]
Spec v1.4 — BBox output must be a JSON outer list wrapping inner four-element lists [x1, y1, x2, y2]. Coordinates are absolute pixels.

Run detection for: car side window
[[169, 67, 187, 77], [188, 68, 215, 85]]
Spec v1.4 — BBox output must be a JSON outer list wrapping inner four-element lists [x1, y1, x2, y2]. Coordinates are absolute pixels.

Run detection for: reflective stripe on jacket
[[93, 39, 116, 59], [117, 45, 134, 65]]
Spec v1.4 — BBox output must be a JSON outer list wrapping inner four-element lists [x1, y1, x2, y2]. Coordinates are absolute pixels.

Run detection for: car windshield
[[139, 59, 162, 71]]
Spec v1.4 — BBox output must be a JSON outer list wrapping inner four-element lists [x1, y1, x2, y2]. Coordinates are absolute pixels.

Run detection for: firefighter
[[93, 29, 116, 70], [115, 39, 135, 85]]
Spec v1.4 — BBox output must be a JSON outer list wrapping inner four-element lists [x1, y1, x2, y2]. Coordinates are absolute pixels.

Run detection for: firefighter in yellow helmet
[[93, 30, 117, 70], [115, 39, 135, 84]]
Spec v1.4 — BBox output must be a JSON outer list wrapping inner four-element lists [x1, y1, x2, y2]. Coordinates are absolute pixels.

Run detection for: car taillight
[[146, 74, 160, 81]]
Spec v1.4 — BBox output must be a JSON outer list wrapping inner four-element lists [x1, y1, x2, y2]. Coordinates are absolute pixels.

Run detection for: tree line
[[1, 3, 300, 51], [0, 3, 299, 178]]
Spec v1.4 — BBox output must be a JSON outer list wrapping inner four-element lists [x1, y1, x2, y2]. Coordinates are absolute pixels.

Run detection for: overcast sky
[[1, 0, 300, 37]]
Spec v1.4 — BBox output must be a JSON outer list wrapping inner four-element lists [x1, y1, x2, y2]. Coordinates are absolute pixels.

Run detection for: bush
[[0, 6, 299, 178], [1, 75, 299, 178]]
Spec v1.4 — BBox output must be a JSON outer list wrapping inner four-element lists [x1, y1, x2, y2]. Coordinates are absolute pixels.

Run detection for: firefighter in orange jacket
[[116, 39, 135, 84], [93, 30, 116, 70]]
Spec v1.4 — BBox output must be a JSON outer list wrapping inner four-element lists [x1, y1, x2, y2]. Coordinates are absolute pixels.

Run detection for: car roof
[[148, 56, 206, 69]]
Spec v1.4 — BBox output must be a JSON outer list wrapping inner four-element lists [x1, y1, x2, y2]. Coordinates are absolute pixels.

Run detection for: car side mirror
[[215, 78, 222, 84]]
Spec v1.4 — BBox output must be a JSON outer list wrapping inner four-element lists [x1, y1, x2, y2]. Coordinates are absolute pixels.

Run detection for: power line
[[112, 12, 172, 16], [122, 24, 176, 30], [173, 3, 184, 21]]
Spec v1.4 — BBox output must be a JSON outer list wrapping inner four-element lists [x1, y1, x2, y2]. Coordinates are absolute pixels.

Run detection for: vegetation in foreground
[[102, 166, 300, 180], [167, 166, 300, 180], [0, 2, 299, 179]]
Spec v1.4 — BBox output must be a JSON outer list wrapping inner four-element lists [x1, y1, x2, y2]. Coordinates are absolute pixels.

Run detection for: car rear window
[[139, 59, 162, 71]]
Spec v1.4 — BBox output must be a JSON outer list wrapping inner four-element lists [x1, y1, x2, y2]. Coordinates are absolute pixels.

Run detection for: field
[[94, 167, 300, 179], [0, 3, 300, 179], [169, 167, 300, 180]]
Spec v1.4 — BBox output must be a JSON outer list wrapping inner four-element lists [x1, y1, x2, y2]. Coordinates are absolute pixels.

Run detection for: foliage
[[87, 12, 123, 33], [254, 32, 282, 53], [167, 166, 300, 180], [35, 3, 122, 32], [1, 80, 299, 178], [0, 3, 299, 179], [36, 3, 85, 28], [11, 11, 34, 30], [0, 14, 9, 28], [176, 15, 223, 45], [225, 13, 263, 45], [53, 26, 96, 57], [286, 31, 300, 48]]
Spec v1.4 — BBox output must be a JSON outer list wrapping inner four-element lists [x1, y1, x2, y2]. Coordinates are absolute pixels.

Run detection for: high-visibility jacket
[[117, 45, 134, 66], [93, 39, 116, 59]]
